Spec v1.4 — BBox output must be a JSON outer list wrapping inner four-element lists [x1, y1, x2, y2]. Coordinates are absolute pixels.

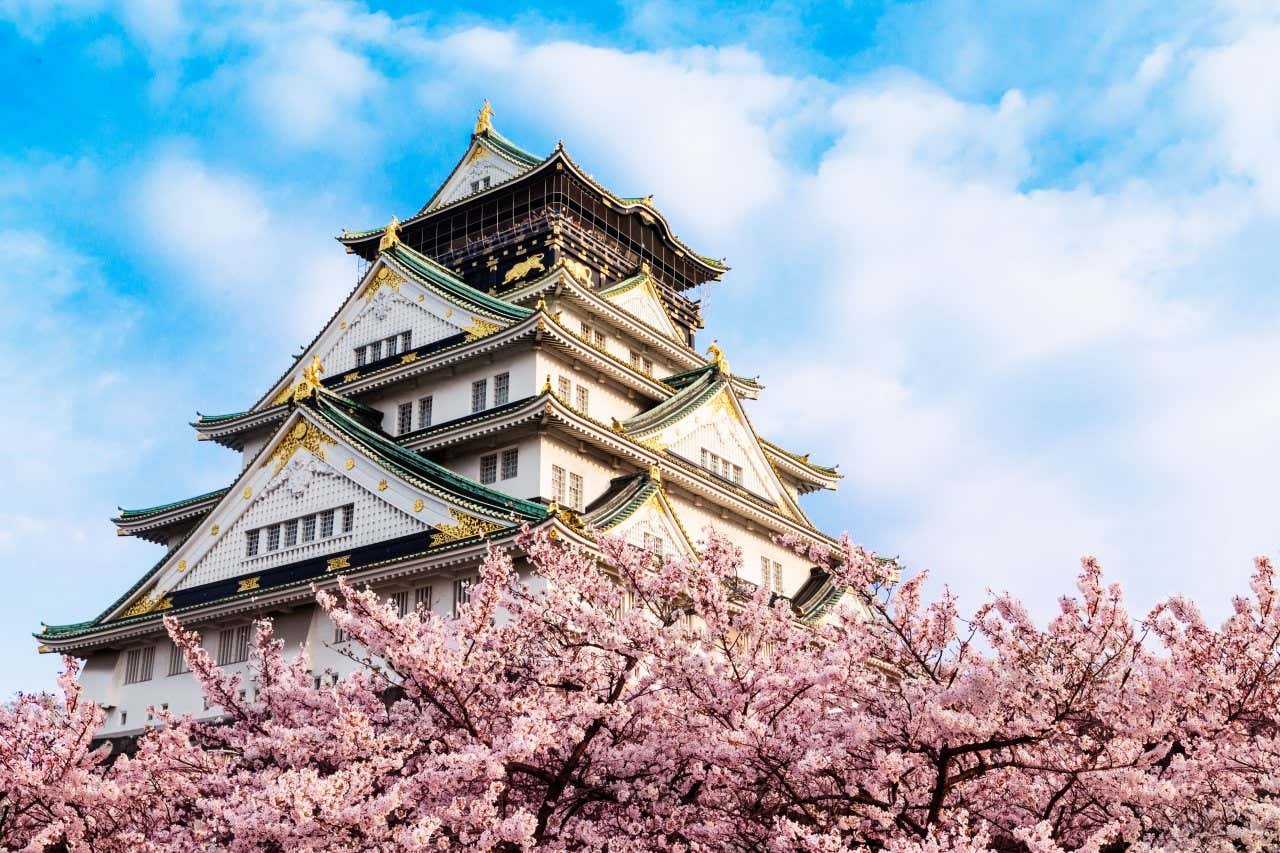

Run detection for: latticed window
[[557, 376, 572, 399], [266, 524, 281, 552], [501, 448, 518, 480], [629, 351, 653, 376], [124, 646, 154, 684], [494, 372, 510, 405], [574, 384, 589, 414], [761, 557, 783, 593], [397, 402, 413, 435], [471, 379, 487, 413], [568, 472, 584, 511], [245, 529, 260, 556], [368, 340, 382, 361], [551, 465, 565, 503], [400, 331, 412, 352], [480, 454, 498, 484], [355, 347, 367, 367], [283, 519, 298, 547], [166, 640, 189, 676], [418, 396, 433, 429], [453, 577, 475, 616], [390, 591, 410, 617], [341, 504, 354, 533], [415, 586, 433, 611], [320, 509, 335, 538], [333, 623, 348, 644], [218, 626, 250, 665], [302, 515, 316, 542], [643, 532, 664, 557]]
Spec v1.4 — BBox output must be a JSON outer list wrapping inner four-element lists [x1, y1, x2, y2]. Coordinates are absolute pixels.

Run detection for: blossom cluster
[[6, 530, 1280, 851]]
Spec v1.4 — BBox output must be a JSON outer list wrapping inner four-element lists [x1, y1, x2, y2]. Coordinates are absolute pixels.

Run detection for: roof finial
[[706, 339, 729, 374], [648, 464, 663, 483], [475, 98, 494, 135], [378, 215, 401, 252], [292, 355, 325, 403]]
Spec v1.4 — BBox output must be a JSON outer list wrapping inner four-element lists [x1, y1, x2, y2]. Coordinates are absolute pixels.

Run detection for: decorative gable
[[426, 143, 530, 212], [600, 271, 683, 342], [610, 487, 698, 561]]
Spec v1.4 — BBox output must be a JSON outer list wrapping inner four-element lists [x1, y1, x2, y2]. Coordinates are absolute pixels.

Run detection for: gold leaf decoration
[[344, 371, 360, 382], [413, 499, 424, 512], [362, 265, 405, 300], [429, 508, 506, 546], [377, 479, 388, 491], [463, 316, 503, 341], [121, 593, 174, 619], [326, 555, 351, 572], [237, 576, 261, 592], [242, 487, 252, 500], [177, 560, 187, 572], [210, 525, 220, 536], [344, 458, 355, 470], [265, 420, 334, 475], [401, 352, 419, 364], [563, 257, 591, 284], [377, 216, 401, 253], [503, 252, 546, 286]]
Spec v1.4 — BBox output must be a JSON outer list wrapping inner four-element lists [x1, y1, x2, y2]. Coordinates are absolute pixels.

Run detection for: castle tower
[[36, 105, 844, 736]]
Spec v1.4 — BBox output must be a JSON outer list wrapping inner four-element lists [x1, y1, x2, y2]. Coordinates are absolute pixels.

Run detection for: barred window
[[341, 504, 354, 533], [400, 331, 412, 352], [283, 519, 298, 547], [385, 334, 398, 357], [568, 472, 584, 511], [124, 646, 154, 684], [266, 524, 281, 552], [166, 639, 190, 676], [368, 339, 382, 361], [761, 557, 784, 593], [415, 585, 433, 611], [355, 346, 367, 367], [551, 465, 566, 504], [501, 448, 518, 480], [557, 376, 571, 399], [452, 576, 475, 616], [480, 453, 498, 485], [574, 384, 589, 413], [630, 351, 653, 376], [494, 372, 510, 406], [397, 401, 413, 435], [320, 509, 335, 538], [643, 532, 664, 557], [245, 529, 260, 556], [471, 379, 487, 413], [390, 591, 410, 617], [333, 623, 347, 644], [302, 514, 316, 542], [218, 626, 250, 665], [418, 395, 433, 429]]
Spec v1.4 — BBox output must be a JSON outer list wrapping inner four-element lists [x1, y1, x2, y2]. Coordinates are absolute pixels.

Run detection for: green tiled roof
[[477, 128, 543, 168], [388, 243, 532, 323], [118, 488, 229, 520], [623, 365, 726, 436], [195, 410, 250, 425], [583, 472, 657, 529]]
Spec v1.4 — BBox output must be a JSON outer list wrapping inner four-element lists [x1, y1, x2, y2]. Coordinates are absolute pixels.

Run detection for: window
[[574, 384, 590, 413], [368, 339, 382, 362], [761, 557, 783, 593], [320, 509, 335, 538], [700, 448, 742, 485], [302, 515, 316, 542], [415, 586, 433, 611], [453, 577, 475, 616], [551, 465, 565, 504], [494, 372, 509, 405], [341, 504, 354, 533], [501, 448, 519, 480], [630, 350, 654, 376], [284, 519, 298, 548], [266, 524, 281, 552], [557, 375, 572, 399], [385, 334, 399, 357], [471, 379, 487, 413], [470, 176, 491, 194], [247, 505, 350, 557], [166, 640, 189, 676], [418, 396, 433, 429], [568, 472, 584, 511], [480, 453, 498, 485], [120, 710, 127, 726], [397, 401, 414, 435], [124, 646, 154, 684], [245, 529, 260, 557], [390, 591, 410, 617], [580, 322, 606, 348], [218, 626, 250, 665], [643, 532, 664, 557], [333, 624, 348, 644], [400, 331, 412, 352], [355, 347, 367, 367]]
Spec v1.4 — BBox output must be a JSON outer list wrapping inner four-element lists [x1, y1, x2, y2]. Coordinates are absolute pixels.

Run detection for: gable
[[110, 410, 514, 619], [601, 275, 683, 342], [608, 489, 698, 561], [426, 142, 529, 212]]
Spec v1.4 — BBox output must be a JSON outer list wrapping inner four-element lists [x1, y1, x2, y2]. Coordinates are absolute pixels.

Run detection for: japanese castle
[[37, 103, 844, 736]]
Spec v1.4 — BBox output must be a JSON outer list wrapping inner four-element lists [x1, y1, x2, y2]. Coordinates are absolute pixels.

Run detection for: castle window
[[368, 340, 382, 362], [480, 453, 498, 484], [333, 623, 347, 644], [574, 384, 590, 414], [245, 529, 260, 556], [302, 515, 316, 542], [643, 532, 664, 557], [341, 504, 354, 534], [166, 640, 190, 676], [355, 347, 367, 367], [397, 401, 413, 435], [501, 448, 519, 479], [452, 576, 475, 616], [390, 591, 410, 617], [415, 585, 433, 611], [494, 372, 510, 405], [551, 465, 565, 503], [400, 331, 412, 352], [629, 351, 653, 376], [283, 519, 298, 547], [760, 557, 783, 593], [218, 626, 250, 665], [472, 379, 488, 413], [124, 646, 154, 684], [266, 524, 281, 552], [418, 396, 433, 429], [557, 376, 571, 399], [320, 509, 335, 538], [568, 472, 584, 511]]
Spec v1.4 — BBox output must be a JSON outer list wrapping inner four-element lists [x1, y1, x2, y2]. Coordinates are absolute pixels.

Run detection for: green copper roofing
[[195, 410, 251, 425], [477, 128, 543, 168], [341, 225, 386, 239], [759, 438, 840, 477], [310, 387, 547, 521], [583, 472, 658, 529], [623, 365, 726, 436], [387, 243, 532, 323], [118, 487, 230, 520]]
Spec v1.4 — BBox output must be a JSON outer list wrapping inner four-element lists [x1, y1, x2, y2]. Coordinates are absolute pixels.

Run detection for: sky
[[2, 0, 1280, 696]]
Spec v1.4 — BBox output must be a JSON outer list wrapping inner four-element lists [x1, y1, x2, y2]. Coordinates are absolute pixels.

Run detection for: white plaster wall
[[671, 495, 812, 595], [535, 350, 645, 426], [319, 288, 465, 377], [365, 349, 539, 435], [538, 436, 621, 511], [440, 434, 541, 503]]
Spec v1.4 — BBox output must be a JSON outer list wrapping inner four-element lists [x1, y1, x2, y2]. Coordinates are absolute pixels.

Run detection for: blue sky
[[2, 0, 1279, 695]]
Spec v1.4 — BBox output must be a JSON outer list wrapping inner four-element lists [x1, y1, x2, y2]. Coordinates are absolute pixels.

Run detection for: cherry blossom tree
[[10, 529, 1280, 851]]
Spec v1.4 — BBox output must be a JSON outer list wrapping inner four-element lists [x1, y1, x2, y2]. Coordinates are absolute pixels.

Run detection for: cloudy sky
[[2, 0, 1279, 695]]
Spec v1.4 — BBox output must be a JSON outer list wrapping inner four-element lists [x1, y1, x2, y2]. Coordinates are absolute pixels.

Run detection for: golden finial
[[611, 417, 625, 434], [378, 216, 401, 252], [547, 498, 559, 515], [542, 374, 553, 395], [475, 99, 494, 135], [536, 295, 547, 311], [640, 260, 651, 276], [706, 340, 729, 374], [648, 464, 662, 483], [292, 355, 324, 403]]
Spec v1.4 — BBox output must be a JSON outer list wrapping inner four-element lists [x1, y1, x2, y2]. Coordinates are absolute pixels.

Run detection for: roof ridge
[[117, 487, 230, 520], [388, 244, 532, 322]]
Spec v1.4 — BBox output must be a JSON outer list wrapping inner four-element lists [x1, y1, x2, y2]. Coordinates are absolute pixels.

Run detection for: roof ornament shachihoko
[[475, 98, 494, 135], [706, 340, 730, 374], [378, 215, 401, 252], [289, 355, 325, 404]]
